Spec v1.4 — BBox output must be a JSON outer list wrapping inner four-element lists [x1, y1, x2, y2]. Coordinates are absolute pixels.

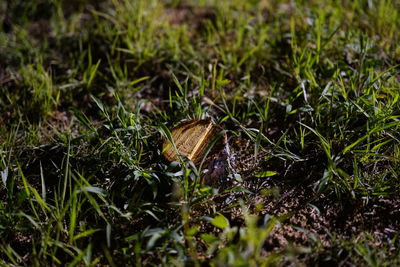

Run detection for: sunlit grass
[[1, 0, 399, 265]]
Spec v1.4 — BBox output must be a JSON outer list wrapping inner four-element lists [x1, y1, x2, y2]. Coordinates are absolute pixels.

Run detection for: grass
[[1, 0, 399, 265]]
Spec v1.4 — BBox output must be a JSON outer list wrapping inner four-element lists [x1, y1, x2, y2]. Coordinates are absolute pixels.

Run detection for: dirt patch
[[188, 174, 399, 264], [27, 19, 52, 40], [257, 185, 400, 262], [165, 4, 217, 32], [39, 110, 80, 141]]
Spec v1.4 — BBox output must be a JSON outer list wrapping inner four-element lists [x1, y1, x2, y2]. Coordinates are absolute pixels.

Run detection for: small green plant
[[202, 208, 281, 266], [1, 0, 399, 265]]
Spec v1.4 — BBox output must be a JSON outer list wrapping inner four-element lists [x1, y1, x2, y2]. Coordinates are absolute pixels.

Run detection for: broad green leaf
[[211, 214, 229, 229], [255, 171, 278, 177], [200, 233, 218, 243]]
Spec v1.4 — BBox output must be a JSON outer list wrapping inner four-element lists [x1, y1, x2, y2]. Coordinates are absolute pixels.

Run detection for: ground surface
[[1, 0, 399, 266]]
